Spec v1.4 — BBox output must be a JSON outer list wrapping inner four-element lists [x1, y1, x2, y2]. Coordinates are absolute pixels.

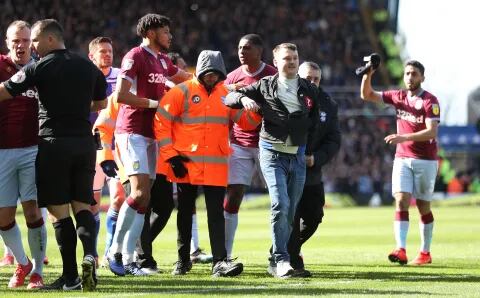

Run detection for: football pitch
[[1, 195, 479, 297]]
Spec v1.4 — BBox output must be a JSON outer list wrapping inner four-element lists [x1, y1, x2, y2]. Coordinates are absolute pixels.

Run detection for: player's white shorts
[[0, 146, 38, 207], [392, 157, 438, 201], [115, 133, 157, 179], [93, 163, 107, 191], [228, 143, 261, 185]]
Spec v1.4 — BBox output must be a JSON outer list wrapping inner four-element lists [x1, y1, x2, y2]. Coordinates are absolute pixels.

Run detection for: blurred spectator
[[0, 0, 372, 85]]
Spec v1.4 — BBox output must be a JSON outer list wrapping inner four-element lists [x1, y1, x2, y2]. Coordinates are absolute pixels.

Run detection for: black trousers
[[177, 183, 226, 263], [288, 183, 325, 269], [136, 174, 174, 259]]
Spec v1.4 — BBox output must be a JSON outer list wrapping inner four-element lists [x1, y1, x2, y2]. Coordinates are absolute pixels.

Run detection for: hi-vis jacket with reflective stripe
[[155, 79, 261, 187], [93, 96, 129, 183]]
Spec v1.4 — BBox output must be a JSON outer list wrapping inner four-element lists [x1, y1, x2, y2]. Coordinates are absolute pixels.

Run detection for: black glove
[[355, 53, 381, 76], [100, 160, 118, 178], [168, 155, 189, 178]]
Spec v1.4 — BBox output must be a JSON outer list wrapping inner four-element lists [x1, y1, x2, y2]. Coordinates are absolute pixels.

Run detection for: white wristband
[[147, 99, 159, 109]]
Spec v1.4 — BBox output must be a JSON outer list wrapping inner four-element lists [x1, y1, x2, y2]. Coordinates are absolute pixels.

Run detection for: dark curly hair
[[136, 14, 171, 38]]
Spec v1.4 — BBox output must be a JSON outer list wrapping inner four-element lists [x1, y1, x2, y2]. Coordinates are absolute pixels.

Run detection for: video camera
[[355, 53, 381, 76]]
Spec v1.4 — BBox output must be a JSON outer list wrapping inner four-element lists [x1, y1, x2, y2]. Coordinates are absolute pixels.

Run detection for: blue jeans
[[259, 147, 306, 263]]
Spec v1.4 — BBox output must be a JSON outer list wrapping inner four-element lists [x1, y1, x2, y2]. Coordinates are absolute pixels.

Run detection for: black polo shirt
[[4, 49, 107, 138]]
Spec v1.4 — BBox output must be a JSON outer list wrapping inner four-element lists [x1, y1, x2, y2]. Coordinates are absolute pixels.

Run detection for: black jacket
[[225, 74, 319, 150], [306, 87, 341, 185]]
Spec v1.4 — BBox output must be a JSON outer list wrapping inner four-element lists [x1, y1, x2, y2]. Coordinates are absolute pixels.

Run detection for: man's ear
[[145, 29, 155, 40]]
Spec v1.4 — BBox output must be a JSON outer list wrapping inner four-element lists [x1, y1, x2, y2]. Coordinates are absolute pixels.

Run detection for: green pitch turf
[[0, 195, 479, 297]]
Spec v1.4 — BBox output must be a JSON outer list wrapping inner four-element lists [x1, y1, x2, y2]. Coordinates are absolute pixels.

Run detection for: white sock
[[394, 221, 409, 249], [122, 212, 145, 264], [28, 224, 47, 275], [0, 223, 28, 265], [4, 243, 13, 257], [190, 214, 199, 253], [224, 211, 238, 259], [420, 222, 434, 252], [109, 201, 137, 256], [40, 208, 48, 223]]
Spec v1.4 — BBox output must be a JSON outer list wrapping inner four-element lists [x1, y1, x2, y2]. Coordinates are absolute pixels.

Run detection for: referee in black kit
[[0, 19, 106, 291]]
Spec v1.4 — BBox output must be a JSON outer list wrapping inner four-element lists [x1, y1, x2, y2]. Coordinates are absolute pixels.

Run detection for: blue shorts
[[0, 146, 38, 208]]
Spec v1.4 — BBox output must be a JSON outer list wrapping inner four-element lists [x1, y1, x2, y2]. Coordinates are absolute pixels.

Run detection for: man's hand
[[168, 155, 190, 178], [384, 134, 407, 145], [100, 160, 119, 178], [240, 97, 260, 112], [226, 82, 247, 91], [305, 155, 315, 167]]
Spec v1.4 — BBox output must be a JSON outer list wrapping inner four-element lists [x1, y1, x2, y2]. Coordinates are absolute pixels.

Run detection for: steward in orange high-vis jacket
[[154, 50, 260, 277], [155, 54, 261, 187]]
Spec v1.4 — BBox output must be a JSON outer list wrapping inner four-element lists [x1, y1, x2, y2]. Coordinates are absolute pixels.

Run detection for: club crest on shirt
[[304, 95, 313, 109], [432, 104, 440, 115], [414, 99, 423, 110], [320, 111, 327, 122], [123, 59, 134, 70], [11, 70, 26, 83], [192, 95, 201, 104]]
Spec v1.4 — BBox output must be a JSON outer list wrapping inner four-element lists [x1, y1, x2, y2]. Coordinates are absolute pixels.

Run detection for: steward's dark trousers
[[177, 184, 226, 263], [288, 183, 325, 269], [136, 174, 174, 259]]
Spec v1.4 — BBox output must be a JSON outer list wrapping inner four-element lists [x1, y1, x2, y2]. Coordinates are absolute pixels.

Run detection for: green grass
[[1, 195, 479, 297]]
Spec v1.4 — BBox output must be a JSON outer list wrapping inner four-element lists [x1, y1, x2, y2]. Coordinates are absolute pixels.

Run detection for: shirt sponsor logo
[[21, 89, 39, 99], [11, 70, 26, 83], [432, 104, 440, 115], [397, 109, 424, 124], [122, 59, 134, 70]]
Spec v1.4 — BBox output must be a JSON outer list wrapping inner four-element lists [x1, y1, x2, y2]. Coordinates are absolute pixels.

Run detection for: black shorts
[[36, 137, 96, 207]]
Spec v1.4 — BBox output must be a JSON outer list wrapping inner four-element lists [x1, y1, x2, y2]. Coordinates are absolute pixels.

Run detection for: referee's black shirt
[[4, 49, 107, 138]]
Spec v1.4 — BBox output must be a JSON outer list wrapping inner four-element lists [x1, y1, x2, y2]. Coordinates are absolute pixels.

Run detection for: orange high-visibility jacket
[[93, 96, 129, 183], [155, 79, 261, 187]]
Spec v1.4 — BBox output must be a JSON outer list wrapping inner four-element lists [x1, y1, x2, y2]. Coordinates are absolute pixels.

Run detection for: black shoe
[[212, 259, 243, 277], [138, 255, 159, 274], [172, 260, 192, 275], [292, 268, 312, 278], [82, 255, 97, 291], [41, 275, 82, 291]]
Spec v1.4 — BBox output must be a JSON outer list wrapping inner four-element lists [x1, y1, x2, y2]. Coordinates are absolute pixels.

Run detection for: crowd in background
[[0, 0, 371, 85], [4, 0, 463, 205]]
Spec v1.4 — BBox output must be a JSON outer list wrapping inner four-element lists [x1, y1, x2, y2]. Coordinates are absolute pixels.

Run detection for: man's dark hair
[[136, 14, 171, 38], [240, 34, 263, 48], [88, 36, 112, 54], [32, 19, 63, 41], [405, 60, 425, 76]]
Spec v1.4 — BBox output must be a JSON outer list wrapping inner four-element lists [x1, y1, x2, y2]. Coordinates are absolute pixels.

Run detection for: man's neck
[[142, 39, 160, 54], [279, 73, 297, 81], [407, 87, 423, 97], [8, 55, 29, 67], [243, 60, 262, 74], [100, 66, 111, 76]]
